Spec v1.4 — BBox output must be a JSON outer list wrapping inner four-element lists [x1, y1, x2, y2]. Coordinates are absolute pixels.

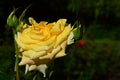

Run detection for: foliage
[[68, 0, 120, 25], [85, 23, 120, 40], [51, 39, 120, 80], [0, 42, 14, 80]]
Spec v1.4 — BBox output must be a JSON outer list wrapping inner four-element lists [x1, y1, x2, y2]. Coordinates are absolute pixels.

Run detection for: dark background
[[0, 0, 120, 80], [1, 0, 120, 40]]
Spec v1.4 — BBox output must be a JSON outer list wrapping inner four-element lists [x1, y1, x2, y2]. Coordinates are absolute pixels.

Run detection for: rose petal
[[29, 65, 37, 71], [55, 49, 66, 58], [39, 46, 61, 60], [67, 31, 74, 45], [31, 45, 49, 51], [31, 42, 55, 52], [28, 64, 47, 77], [57, 19, 67, 31], [25, 64, 29, 74], [19, 55, 35, 66], [16, 36, 56, 51], [39, 21, 48, 26], [55, 40, 67, 58], [50, 23, 61, 33], [37, 64, 48, 77], [54, 25, 72, 48], [16, 39, 28, 50], [29, 17, 37, 25], [60, 40, 67, 49], [23, 50, 46, 59], [36, 36, 56, 46], [20, 32, 40, 44], [29, 32, 45, 40]]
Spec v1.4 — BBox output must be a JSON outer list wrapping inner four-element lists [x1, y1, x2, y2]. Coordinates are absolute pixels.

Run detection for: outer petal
[[39, 46, 61, 60], [28, 64, 48, 77], [55, 40, 67, 58], [16, 39, 28, 50], [23, 50, 46, 59], [37, 64, 48, 77], [54, 25, 72, 48], [55, 49, 66, 58], [19, 55, 35, 66], [25, 64, 29, 74], [29, 65, 37, 71], [57, 19, 67, 31], [60, 40, 67, 50], [50, 23, 61, 33], [67, 31, 74, 45]]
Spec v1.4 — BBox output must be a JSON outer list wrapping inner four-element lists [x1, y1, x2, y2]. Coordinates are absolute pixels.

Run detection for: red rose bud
[[78, 40, 86, 47]]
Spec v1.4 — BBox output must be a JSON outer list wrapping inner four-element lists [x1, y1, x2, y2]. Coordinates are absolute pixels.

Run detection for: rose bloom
[[15, 17, 73, 76]]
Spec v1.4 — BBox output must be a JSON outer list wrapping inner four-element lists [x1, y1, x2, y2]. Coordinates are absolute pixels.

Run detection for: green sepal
[[16, 21, 24, 32], [19, 4, 32, 22], [7, 8, 18, 28], [16, 5, 31, 32], [73, 21, 81, 41]]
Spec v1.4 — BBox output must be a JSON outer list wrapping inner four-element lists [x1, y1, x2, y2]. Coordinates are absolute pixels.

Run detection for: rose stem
[[13, 29, 20, 80]]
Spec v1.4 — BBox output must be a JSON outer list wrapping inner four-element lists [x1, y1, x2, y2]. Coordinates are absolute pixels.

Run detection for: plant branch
[[13, 29, 20, 80]]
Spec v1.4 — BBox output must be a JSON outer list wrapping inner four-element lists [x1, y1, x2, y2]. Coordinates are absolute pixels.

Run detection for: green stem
[[13, 29, 20, 80]]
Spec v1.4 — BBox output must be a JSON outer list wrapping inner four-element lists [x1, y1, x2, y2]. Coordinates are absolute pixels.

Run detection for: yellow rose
[[15, 17, 73, 75]]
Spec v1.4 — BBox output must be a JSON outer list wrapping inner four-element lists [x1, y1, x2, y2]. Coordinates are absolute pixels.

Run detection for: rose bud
[[78, 40, 86, 47]]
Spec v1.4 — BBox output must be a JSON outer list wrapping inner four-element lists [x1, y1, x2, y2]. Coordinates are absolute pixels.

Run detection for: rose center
[[32, 25, 51, 40], [33, 25, 44, 33]]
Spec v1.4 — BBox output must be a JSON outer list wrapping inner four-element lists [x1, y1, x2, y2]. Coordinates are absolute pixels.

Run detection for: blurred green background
[[0, 0, 120, 80]]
